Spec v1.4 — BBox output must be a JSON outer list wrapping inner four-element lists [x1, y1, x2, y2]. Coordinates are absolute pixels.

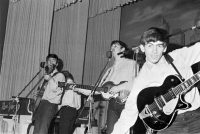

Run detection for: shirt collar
[[144, 56, 168, 70]]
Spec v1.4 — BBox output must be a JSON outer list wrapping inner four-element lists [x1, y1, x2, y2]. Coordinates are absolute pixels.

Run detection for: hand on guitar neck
[[58, 81, 130, 104], [108, 81, 126, 95]]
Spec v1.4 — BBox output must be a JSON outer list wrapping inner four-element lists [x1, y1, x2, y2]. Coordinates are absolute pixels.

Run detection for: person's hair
[[61, 70, 74, 81], [45, 54, 61, 71], [46, 54, 59, 62], [57, 58, 63, 72], [111, 40, 129, 51], [140, 27, 169, 46]]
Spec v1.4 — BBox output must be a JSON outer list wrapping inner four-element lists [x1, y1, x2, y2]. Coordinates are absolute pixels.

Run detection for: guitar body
[[101, 81, 129, 104], [32, 80, 48, 120], [137, 75, 191, 131]]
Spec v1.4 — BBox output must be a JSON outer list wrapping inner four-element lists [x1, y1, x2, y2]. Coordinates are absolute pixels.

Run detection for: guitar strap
[[100, 68, 112, 86], [165, 54, 184, 81], [39, 72, 60, 91], [32, 71, 60, 121]]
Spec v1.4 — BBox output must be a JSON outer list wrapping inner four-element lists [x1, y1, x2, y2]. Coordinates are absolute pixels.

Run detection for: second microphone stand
[[84, 57, 112, 134], [12, 68, 42, 134]]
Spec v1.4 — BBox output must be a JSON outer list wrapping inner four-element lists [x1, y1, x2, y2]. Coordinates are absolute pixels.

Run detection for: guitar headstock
[[58, 82, 76, 90], [58, 82, 65, 87]]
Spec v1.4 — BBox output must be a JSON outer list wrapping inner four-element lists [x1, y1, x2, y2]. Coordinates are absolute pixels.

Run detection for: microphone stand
[[12, 68, 42, 133], [16, 69, 42, 98], [87, 58, 111, 134], [133, 48, 140, 77], [79, 57, 112, 134], [168, 25, 200, 38], [12, 69, 42, 108]]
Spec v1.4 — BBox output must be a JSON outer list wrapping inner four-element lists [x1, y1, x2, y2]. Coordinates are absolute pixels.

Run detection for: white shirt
[[100, 58, 136, 91], [111, 42, 200, 134], [59, 79, 81, 110]]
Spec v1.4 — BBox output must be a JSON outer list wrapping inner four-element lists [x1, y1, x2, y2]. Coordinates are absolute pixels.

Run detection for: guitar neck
[[173, 71, 200, 95], [74, 84, 105, 91], [164, 71, 200, 102], [58, 82, 105, 92]]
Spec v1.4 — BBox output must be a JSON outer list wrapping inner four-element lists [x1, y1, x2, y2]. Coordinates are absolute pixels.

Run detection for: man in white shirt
[[58, 70, 81, 134], [111, 27, 200, 134], [100, 40, 137, 134], [74, 40, 138, 134]]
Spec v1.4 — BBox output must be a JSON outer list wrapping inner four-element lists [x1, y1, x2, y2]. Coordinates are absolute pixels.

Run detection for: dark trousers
[[33, 100, 58, 134], [157, 107, 200, 134], [59, 106, 77, 134], [106, 99, 125, 134]]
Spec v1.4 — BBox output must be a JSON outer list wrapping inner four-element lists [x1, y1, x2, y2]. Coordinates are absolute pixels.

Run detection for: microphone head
[[40, 62, 45, 68], [45, 64, 57, 74], [131, 47, 140, 53], [106, 51, 112, 59]]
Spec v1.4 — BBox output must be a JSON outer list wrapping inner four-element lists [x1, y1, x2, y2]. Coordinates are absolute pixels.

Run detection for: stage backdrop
[[120, 0, 200, 48]]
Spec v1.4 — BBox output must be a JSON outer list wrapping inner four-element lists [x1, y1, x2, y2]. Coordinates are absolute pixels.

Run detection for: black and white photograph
[[0, 0, 200, 134]]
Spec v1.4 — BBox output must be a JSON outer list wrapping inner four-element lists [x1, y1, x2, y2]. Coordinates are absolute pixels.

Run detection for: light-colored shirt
[[60, 90, 81, 110], [75, 58, 137, 97], [42, 70, 65, 104], [59, 79, 81, 110], [100, 58, 137, 92], [111, 42, 200, 134]]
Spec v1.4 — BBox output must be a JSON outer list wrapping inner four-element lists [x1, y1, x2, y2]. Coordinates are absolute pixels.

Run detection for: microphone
[[132, 46, 140, 53], [40, 62, 46, 68], [45, 64, 57, 74], [168, 23, 200, 38], [117, 50, 133, 55], [132, 46, 140, 51], [106, 51, 112, 59], [117, 47, 140, 59]]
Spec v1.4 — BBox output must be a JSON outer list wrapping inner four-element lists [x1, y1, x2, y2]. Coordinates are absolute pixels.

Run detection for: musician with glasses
[[111, 27, 200, 134]]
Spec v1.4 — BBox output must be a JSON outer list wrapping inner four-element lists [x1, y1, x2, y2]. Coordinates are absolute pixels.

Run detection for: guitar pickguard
[[162, 98, 178, 115], [101, 81, 129, 104]]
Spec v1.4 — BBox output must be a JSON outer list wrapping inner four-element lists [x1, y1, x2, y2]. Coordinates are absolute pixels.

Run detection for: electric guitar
[[58, 81, 129, 104], [137, 71, 200, 131]]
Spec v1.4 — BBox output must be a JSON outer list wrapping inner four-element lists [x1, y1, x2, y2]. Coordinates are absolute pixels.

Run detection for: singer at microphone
[[97, 40, 138, 134], [32, 54, 65, 134], [39, 61, 52, 75]]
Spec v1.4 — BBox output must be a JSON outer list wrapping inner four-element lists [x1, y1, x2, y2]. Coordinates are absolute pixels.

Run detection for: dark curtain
[[0, 0, 9, 72]]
